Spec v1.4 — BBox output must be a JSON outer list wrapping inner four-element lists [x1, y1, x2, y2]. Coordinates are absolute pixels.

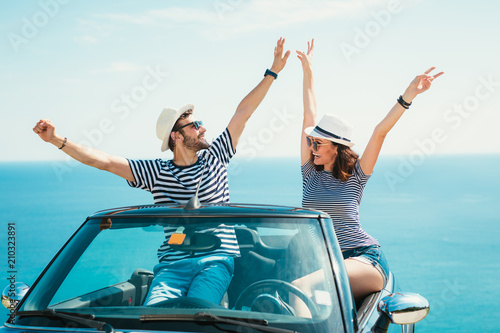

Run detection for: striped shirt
[[127, 129, 235, 205], [127, 128, 240, 261], [302, 159, 379, 250]]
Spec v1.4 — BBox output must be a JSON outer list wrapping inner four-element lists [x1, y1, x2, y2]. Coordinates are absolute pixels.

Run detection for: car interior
[[50, 224, 332, 316]]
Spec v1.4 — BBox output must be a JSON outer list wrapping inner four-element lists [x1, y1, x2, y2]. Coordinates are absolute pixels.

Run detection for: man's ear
[[171, 131, 182, 142]]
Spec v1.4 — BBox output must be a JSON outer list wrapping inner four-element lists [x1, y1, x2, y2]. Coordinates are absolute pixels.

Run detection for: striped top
[[302, 159, 379, 250], [127, 128, 240, 261], [127, 129, 235, 205]]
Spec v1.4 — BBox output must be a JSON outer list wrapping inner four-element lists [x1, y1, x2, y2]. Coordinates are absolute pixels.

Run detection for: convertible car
[[2, 204, 429, 332]]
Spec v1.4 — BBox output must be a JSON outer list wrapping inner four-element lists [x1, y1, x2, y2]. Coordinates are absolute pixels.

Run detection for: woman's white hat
[[156, 104, 194, 152], [304, 113, 355, 147]]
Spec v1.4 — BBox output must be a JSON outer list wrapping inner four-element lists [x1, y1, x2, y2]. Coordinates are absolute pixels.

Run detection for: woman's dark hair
[[312, 142, 359, 182], [168, 109, 193, 151]]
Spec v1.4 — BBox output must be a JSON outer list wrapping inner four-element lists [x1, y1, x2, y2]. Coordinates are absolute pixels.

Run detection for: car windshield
[[15, 215, 344, 332]]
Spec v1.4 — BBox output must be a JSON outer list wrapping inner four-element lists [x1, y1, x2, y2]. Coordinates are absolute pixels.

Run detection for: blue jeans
[[342, 245, 389, 287], [144, 255, 234, 306]]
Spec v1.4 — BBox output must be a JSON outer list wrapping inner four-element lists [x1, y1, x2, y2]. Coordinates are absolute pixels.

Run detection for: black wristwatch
[[264, 69, 278, 79]]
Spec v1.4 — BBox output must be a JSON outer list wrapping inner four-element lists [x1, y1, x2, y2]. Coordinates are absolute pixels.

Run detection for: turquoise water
[[1, 155, 499, 332]]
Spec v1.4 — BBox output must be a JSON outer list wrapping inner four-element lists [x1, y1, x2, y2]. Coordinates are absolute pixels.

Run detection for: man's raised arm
[[227, 37, 290, 149], [33, 119, 135, 182]]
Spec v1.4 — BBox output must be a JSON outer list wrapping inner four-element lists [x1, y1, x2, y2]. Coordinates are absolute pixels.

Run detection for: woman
[[297, 39, 443, 302]]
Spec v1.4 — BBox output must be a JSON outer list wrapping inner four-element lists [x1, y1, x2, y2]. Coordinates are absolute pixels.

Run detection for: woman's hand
[[296, 39, 314, 72], [402, 67, 444, 103]]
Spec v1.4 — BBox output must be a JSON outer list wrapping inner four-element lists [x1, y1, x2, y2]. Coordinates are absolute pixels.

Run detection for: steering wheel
[[148, 296, 224, 309], [234, 279, 320, 317]]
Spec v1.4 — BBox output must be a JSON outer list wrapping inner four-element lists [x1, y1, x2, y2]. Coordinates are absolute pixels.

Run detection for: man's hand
[[227, 37, 290, 150], [33, 119, 57, 143], [269, 37, 290, 74]]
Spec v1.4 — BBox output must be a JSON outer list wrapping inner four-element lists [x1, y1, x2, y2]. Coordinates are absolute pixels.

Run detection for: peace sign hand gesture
[[403, 67, 444, 102]]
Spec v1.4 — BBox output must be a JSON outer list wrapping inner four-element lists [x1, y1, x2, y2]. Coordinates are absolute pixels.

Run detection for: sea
[[1, 155, 499, 332]]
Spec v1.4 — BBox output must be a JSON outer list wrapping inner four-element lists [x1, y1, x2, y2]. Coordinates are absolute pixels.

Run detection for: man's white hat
[[304, 113, 355, 147], [156, 104, 194, 152]]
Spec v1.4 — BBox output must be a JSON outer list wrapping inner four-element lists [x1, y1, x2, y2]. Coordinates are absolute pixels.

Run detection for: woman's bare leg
[[344, 258, 384, 302]]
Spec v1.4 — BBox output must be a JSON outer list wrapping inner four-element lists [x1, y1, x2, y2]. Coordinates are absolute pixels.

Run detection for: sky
[[1, 0, 499, 162]]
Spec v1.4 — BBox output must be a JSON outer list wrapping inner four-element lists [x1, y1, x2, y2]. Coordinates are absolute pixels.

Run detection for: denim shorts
[[342, 245, 389, 287]]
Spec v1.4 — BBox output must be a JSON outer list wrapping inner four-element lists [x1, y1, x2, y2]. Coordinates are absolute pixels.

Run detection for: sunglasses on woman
[[306, 136, 331, 151], [175, 120, 203, 132]]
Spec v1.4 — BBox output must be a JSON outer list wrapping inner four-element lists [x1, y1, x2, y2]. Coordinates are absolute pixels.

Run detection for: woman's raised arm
[[297, 39, 317, 166], [360, 67, 444, 175]]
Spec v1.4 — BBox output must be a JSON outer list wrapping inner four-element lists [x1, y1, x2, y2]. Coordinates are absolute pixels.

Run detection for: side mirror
[[2, 282, 30, 310], [373, 292, 429, 332]]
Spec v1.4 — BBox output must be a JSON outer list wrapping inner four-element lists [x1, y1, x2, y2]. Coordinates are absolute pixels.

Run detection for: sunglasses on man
[[175, 120, 203, 132], [306, 136, 331, 151]]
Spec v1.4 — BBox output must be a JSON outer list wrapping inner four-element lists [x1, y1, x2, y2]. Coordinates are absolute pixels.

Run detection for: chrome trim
[[401, 323, 415, 333]]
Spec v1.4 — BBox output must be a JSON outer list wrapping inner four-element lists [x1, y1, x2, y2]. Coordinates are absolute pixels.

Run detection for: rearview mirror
[[169, 233, 221, 254]]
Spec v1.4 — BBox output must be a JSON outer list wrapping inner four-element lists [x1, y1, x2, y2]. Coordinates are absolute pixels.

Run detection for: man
[[33, 38, 290, 306]]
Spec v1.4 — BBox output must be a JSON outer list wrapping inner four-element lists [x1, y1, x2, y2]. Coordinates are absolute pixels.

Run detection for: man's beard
[[183, 134, 209, 151]]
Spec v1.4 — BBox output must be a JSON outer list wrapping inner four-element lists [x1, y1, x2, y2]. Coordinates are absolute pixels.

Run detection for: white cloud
[[76, 18, 116, 38], [87, 0, 396, 38], [91, 62, 142, 74], [93, 12, 160, 25], [61, 78, 83, 84], [81, 35, 98, 43], [148, 7, 217, 24]]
